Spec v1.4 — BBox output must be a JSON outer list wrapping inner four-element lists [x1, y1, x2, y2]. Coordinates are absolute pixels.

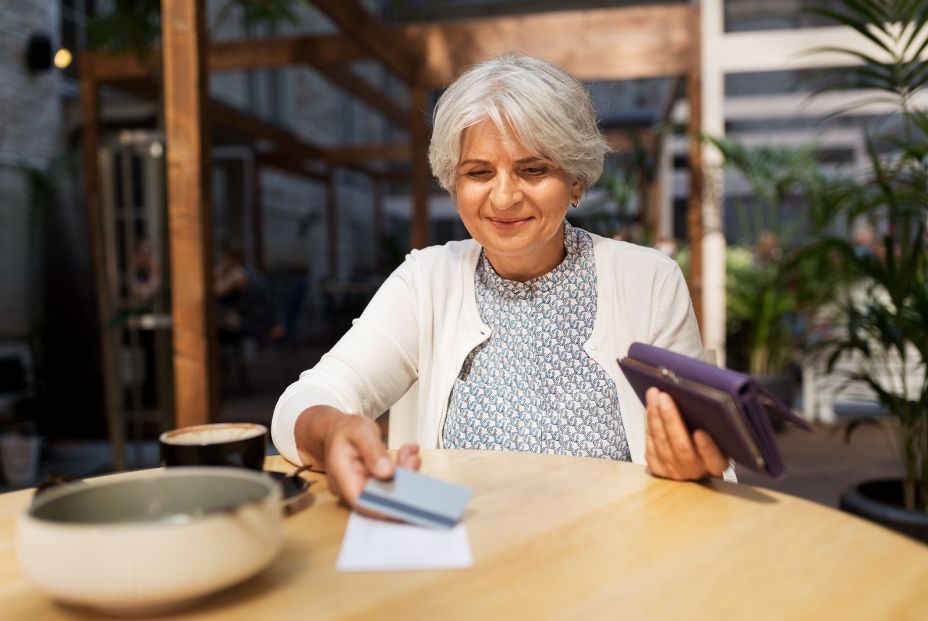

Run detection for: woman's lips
[[488, 217, 532, 231]]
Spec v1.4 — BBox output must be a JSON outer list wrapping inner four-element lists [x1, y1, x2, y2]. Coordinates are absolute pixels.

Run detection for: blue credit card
[[357, 467, 473, 529]]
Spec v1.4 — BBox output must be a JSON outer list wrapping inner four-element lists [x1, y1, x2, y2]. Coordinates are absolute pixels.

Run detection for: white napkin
[[336, 512, 473, 572]]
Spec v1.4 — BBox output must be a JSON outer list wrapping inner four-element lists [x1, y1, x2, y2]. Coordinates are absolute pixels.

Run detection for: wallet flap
[[738, 391, 785, 479], [627, 342, 812, 433], [752, 385, 814, 431], [628, 342, 751, 395]]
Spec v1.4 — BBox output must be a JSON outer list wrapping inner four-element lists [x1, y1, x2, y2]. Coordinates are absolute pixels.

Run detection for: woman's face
[[454, 118, 581, 280]]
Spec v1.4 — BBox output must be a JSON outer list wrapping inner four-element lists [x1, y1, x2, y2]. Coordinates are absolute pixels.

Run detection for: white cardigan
[[272, 232, 705, 468]]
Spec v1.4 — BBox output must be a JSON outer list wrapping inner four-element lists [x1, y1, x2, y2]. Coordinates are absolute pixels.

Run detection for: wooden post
[[80, 62, 127, 470], [409, 85, 429, 249], [686, 7, 705, 331], [326, 173, 338, 279], [161, 0, 217, 427], [646, 141, 663, 244]]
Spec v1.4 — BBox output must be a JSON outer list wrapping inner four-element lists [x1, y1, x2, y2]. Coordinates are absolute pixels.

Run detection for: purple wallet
[[618, 342, 812, 479]]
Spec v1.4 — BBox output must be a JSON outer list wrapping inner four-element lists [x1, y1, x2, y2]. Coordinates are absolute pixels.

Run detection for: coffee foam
[[162, 424, 265, 446]]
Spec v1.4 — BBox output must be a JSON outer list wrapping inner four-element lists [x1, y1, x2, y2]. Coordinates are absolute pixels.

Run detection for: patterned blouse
[[442, 222, 630, 461]]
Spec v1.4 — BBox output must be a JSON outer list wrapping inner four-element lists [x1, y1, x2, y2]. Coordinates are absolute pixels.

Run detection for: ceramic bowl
[[16, 467, 283, 615], [159, 422, 268, 471]]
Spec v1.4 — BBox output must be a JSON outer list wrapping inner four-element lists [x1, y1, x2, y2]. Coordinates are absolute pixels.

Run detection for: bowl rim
[[23, 467, 279, 529], [158, 422, 268, 446]]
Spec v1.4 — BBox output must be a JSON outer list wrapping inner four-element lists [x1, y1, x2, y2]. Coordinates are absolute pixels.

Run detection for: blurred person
[[272, 56, 732, 512], [129, 239, 162, 306], [215, 242, 277, 342], [754, 230, 782, 263]]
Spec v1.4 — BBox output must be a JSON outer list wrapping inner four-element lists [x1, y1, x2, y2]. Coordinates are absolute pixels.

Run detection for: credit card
[[356, 467, 473, 529]]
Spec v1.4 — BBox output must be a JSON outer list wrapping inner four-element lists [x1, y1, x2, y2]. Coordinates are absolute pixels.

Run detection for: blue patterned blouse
[[442, 221, 630, 461]]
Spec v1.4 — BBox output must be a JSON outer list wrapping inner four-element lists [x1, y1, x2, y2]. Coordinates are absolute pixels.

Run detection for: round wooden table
[[2, 450, 927, 620]]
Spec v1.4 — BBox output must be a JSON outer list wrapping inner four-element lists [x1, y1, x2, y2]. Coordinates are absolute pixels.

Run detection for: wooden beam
[[209, 100, 383, 176], [312, 0, 418, 83], [210, 99, 325, 161], [685, 9, 704, 331], [210, 34, 368, 71], [161, 0, 217, 428], [79, 63, 127, 470], [82, 33, 369, 81], [111, 77, 383, 178], [406, 4, 697, 87], [409, 85, 429, 249], [83, 34, 408, 127], [658, 76, 684, 126], [316, 65, 407, 126], [324, 143, 410, 164]]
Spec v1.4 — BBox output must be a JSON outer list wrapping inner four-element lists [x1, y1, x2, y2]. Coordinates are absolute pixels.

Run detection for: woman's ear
[[570, 181, 583, 205]]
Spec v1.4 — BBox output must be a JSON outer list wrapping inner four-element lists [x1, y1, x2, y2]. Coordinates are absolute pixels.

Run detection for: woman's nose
[[489, 173, 522, 210]]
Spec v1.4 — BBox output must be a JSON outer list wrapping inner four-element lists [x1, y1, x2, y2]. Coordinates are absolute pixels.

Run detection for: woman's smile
[[487, 216, 534, 231]]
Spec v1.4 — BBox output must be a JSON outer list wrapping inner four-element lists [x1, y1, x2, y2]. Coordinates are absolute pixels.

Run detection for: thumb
[[351, 420, 393, 479]]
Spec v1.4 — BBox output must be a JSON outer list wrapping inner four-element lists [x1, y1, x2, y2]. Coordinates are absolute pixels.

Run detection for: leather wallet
[[618, 342, 812, 479]]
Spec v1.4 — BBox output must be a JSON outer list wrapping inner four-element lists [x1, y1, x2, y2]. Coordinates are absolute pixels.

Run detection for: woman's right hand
[[295, 406, 421, 514]]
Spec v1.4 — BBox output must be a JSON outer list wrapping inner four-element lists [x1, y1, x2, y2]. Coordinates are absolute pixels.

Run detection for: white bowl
[[16, 467, 283, 614]]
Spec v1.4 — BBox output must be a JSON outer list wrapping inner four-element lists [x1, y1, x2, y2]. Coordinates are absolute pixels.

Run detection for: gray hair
[[428, 55, 609, 195]]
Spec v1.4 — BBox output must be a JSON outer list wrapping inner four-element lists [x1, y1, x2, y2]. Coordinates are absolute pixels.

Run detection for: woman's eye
[[523, 167, 548, 176], [466, 170, 491, 179]]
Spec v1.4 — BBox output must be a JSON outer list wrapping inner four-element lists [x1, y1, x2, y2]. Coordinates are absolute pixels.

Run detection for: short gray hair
[[428, 55, 609, 195]]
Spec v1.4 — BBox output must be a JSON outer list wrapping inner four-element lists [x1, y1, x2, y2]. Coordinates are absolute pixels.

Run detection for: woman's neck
[[484, 228, 567, 282]]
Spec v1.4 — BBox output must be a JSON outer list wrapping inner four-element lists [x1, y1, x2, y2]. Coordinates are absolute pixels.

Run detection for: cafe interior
[[0, 0, 926, 618]]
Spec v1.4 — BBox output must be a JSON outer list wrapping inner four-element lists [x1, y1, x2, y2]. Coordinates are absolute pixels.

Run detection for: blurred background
[[0, 0, 925, 527]]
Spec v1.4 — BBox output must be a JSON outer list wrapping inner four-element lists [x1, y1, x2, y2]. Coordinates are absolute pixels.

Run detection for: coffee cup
[[159, 423, 267, 471]]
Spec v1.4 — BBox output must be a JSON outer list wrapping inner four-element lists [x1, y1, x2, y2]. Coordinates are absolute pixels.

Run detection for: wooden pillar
[[409, 85, 429, 249], [326, 173, 338, 279], [80, 62, 127, 470], [686, 7, 705, 332], [646, 153, 662, 244], [161, 0, 217, 427]]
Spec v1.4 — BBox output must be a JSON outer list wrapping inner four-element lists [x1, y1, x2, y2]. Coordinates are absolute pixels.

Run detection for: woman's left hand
[[644, 387, 729, 480]]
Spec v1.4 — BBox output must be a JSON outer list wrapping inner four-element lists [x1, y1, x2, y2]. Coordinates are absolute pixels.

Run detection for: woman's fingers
[[645, 389, 732, 481], [323, 417, 386, 507], [646, 388, 681, 479], [645, 426, 668, 478], [657, 392, 698, 465], [397, 443, 422, 470], [694, 430, 729, 477]]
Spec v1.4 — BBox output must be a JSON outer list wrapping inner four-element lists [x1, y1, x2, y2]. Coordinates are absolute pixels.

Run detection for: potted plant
[[803, 0, 928, 539]]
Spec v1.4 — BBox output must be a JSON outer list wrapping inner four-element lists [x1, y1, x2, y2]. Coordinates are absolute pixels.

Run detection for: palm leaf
[[805, 7, 897, 56], [800, 45, 891, 69]]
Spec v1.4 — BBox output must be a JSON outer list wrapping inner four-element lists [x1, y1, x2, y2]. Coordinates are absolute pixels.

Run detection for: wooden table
[[2, 450, 927, 620]]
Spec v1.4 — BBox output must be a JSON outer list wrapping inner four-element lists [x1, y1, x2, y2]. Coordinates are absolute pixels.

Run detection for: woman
[[272, 56, 731, 509]]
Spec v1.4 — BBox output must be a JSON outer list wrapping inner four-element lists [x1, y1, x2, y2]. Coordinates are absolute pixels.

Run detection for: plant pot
[[839, 479, 928, 544]]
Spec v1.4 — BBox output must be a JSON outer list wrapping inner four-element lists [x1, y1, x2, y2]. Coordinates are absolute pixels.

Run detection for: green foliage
[[87, 0, 304, 58], [805, 0, 928, 511], [709, 138, 842, 376], [87, 0, 162, 58]]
